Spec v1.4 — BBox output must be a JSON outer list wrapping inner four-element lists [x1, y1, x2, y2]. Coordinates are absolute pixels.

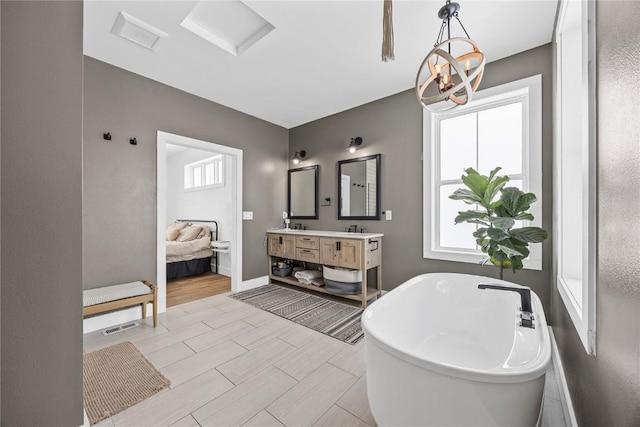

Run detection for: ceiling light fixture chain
[[381, 0, 395, 62], [453, 14, 472, 40], [435, 18, 447, 47], [415, 0, 486, 111]]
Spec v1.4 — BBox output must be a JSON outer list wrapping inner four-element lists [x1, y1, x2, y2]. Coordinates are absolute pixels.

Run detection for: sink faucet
[[478, 283, 534, 328]]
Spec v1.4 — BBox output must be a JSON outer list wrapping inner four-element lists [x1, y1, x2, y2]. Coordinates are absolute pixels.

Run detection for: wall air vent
[[101, 322, 139, 337], [112, 11, 168, 51]]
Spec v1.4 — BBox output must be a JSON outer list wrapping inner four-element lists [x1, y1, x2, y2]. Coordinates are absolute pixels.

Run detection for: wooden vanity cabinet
[[268, 233, 295, 258], [267, 230, 383, 308], [319, 238, 361, 269]]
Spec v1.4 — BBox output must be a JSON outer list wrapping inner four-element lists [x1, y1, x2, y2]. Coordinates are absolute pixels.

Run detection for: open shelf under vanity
[[266, 229, 383, 308]]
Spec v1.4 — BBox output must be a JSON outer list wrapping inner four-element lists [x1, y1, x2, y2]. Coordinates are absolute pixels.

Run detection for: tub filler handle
[[478, 283, 535, 329]]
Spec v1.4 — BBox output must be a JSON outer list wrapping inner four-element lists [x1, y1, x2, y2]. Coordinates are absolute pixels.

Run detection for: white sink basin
[[268, 228, 383, 239]]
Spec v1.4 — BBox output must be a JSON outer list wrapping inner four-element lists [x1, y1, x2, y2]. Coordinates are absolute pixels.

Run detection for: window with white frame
[[555, 0, 596, 354], [423, 75, 542, 269], [184, 155, 224, 190]]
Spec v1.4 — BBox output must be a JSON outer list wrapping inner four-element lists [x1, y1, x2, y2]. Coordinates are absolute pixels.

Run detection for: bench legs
[[153, 298, 158, 328], [141, 301, 157, 328], [145, 280, 158, 328]]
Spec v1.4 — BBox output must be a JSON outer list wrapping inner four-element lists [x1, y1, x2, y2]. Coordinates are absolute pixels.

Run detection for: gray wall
[[552, 2, 640, 425], [1, 1, 84, 425], [0, 1, 2, 418], [83, 57, 289, 288], [290, 44, 554, 311]]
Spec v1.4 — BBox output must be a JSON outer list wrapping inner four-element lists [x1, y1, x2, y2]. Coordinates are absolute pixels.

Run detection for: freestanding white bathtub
[[362, 273, 551, 427]]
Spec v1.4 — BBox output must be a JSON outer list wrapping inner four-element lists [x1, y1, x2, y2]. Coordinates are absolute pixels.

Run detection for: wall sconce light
[[347, 137, 363, 153], [292, 150, 306, 165]]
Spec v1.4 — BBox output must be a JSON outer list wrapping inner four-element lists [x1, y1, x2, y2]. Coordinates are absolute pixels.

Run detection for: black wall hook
[[103, 132, 112, 141], [129, 137, 137, 145]]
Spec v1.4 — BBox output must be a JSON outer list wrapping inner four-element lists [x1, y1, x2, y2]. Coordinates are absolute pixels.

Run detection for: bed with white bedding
[[165, 220, 218, 279]]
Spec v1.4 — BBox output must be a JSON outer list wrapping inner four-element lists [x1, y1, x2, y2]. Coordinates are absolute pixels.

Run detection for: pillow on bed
[[176, 225, 204, 242], [197, 226, 209, 239], [166, 222, 188, 241], [166, 227, 180, 241]]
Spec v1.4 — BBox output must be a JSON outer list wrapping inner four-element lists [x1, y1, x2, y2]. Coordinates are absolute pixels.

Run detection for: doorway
[[156, 131, 243, 313]]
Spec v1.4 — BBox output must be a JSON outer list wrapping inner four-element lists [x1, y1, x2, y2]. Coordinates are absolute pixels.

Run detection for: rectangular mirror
[[288, 165, 319, 219], [338, 154, 381, 220]]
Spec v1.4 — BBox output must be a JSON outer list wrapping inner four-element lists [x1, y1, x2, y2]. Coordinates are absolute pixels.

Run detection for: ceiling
[[84, 0, 558, 129]]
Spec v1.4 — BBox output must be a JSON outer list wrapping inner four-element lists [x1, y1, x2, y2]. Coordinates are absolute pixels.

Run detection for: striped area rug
[[231, 284, 364, 345]]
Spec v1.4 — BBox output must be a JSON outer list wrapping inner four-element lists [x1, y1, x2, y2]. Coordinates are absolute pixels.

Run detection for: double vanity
[[280, 151, 384, 307], [267, 229, 383, 308]]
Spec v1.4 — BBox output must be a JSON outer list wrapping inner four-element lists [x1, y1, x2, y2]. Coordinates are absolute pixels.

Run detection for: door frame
[[157, 131, 243, 312]]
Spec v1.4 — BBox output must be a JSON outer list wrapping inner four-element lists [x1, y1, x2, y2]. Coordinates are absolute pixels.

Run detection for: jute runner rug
[[231, 284, 365, 345], [83, 341, 170, 424]]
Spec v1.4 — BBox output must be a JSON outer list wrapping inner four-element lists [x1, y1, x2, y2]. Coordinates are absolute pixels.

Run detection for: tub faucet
[[478, 283, 534, 328]]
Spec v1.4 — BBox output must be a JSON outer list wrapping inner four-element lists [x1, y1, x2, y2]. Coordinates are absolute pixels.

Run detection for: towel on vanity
[[294, 269, 323, 285], [310, 278, 325, 287]]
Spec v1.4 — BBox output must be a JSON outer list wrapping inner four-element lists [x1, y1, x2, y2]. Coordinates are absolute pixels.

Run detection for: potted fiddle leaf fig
[[449, 167, 548, 280]]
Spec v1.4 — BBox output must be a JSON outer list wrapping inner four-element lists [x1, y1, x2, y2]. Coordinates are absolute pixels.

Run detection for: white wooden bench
[[82, 280, 158, 327]]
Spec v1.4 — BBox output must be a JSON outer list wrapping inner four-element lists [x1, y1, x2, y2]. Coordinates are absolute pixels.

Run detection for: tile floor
[[84, 292, 567, 427]]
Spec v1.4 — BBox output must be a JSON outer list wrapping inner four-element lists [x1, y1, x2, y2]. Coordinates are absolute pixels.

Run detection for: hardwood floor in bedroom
[[167, 273, 231, 307]]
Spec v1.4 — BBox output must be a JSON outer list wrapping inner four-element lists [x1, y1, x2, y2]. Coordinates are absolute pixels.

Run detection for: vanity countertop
[[267, 228, 383, 239]]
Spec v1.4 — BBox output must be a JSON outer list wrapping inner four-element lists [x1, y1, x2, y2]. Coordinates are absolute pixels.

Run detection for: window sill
[[557, 276, 593, 354], [183, 183, 224, 192], [423, 248, 542, 271]]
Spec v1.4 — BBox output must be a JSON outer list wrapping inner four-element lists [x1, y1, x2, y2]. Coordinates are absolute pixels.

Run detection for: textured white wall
[[552, 2, 640, 425]]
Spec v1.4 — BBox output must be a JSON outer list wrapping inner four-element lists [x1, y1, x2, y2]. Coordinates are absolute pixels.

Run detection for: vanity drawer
[[296, 236, 320, 250], [295, 248, 320, 263]]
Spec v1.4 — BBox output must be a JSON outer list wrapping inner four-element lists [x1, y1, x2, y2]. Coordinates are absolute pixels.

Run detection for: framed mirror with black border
[[288, 165, 319, 220], [338, 154, 381, 220]]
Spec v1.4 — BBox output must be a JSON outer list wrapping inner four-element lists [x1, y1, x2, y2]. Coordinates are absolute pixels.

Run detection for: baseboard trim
[[549, 326, 578, 427], [238, 275, 269, 292], [83, 303, 162, 334], [215, 264, 232, 277]]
